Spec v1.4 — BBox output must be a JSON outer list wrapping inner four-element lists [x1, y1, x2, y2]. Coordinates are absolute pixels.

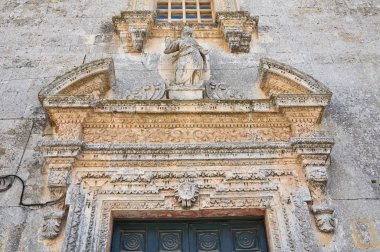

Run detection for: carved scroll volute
[[293, 139, 336, 233]]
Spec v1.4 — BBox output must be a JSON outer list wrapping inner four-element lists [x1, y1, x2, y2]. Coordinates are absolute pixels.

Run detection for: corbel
[[216, 11, 258, 53], [292, 137, 336, 233], [113, 11, 155, 53], [39, 141, 83, 239]]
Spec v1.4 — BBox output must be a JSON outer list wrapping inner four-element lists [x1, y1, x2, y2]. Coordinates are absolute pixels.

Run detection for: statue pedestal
[[167, 86, 205, 100]]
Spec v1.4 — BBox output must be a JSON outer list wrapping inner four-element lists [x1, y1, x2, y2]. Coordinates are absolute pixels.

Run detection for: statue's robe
[[164, 37, 207, 85]]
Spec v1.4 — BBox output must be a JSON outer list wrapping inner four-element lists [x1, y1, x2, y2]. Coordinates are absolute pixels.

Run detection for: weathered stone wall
[[0, 0, 379, 251]]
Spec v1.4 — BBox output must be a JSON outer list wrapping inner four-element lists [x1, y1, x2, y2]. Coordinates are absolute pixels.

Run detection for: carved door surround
[[38, 58, 335, 251]]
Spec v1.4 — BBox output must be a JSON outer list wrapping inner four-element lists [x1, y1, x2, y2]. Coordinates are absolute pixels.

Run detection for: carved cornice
[[258, 58, 332, 96], [39, 58, 115, 101], [39, 140, 83, 158]]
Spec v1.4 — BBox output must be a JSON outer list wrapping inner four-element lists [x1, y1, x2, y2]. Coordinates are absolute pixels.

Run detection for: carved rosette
[[175, 179, 199, 208]]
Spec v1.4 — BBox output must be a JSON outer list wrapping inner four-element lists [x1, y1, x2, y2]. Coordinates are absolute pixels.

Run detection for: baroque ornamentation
[[217, 12, 258, 53], [38, 55, 335, 251], [175, 179, 199, 208], [201, 196, 272, 209], [83, 127, 291, 144]]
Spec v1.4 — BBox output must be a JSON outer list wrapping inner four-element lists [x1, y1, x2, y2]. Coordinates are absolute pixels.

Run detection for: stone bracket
[[217, 11, 258, 53], [113, 11, 155, 53], [39, 140, 83, 240], [292, 137, 336, 233]]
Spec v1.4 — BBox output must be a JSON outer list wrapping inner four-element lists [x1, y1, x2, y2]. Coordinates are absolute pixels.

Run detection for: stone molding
[[258, 58, 332, 96], [39, 58, 115, 101]]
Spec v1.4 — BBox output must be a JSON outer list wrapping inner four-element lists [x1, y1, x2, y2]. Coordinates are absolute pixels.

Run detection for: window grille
[[156, 0, 214, 23]]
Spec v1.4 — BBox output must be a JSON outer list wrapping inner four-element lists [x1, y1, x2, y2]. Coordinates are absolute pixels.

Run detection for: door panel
[[112, 219, 268, 252]]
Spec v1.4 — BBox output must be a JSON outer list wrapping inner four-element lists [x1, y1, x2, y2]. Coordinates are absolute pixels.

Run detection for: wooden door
[[111, 219, 268, 252]]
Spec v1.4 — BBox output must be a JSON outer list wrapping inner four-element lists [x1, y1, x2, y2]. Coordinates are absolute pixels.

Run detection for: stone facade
[[0, 0, 379, 252]]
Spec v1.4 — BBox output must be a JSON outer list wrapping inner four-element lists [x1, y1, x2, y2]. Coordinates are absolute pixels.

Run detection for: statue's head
[[182, 26, 193, 37]]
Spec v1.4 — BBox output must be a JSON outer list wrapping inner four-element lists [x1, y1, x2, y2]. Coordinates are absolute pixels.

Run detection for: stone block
[[167, 87, 205, 100]]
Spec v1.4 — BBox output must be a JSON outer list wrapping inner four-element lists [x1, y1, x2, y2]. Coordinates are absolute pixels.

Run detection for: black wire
[[0, 175, 65, 208]]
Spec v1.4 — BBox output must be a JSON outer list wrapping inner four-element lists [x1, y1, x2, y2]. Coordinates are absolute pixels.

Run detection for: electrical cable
[[0, 175, 65, 208]]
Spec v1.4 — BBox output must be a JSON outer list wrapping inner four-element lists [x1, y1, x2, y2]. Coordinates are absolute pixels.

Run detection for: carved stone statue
[[164, 27, 209, 86]]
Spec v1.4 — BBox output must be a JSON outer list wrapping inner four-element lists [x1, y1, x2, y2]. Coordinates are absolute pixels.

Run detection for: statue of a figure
[[164, 27, 209, 86]]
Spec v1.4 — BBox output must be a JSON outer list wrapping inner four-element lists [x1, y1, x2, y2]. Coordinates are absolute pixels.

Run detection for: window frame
[[156, 0, 215, 23]]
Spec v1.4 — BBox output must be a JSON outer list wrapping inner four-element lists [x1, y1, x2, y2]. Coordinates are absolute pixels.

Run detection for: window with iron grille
[[156, 0, 214, 23]]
